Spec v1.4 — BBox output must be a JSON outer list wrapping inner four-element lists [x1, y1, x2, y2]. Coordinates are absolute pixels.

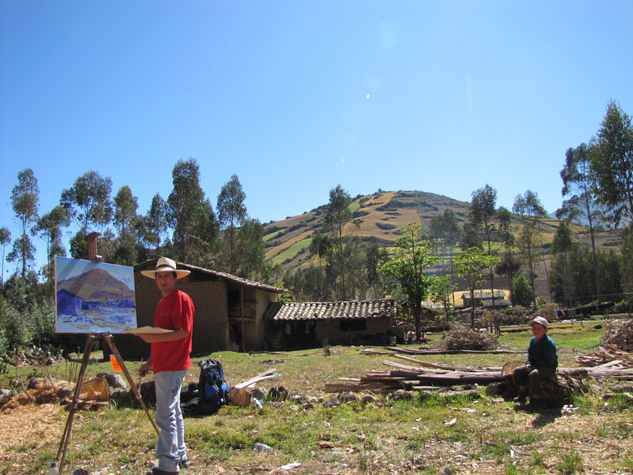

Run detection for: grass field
[[2, 319, 632, 474]]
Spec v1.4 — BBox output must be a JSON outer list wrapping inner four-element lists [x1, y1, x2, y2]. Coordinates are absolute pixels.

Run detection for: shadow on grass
[[531, 406, 563, 427]]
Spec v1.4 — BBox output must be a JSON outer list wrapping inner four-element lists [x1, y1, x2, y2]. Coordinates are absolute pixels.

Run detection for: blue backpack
[[195, 359, 230, 415]]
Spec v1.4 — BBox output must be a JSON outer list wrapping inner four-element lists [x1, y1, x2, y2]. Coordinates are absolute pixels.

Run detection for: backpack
[[195, 358, 230, 415]]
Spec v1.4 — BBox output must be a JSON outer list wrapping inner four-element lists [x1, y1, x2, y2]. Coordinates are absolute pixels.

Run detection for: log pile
[[325, 349, 633, 394], [325, 354, 505, 393]]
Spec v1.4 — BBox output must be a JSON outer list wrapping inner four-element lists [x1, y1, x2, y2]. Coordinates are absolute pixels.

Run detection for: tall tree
[[60, 170, 113, 234], [60, 171, 113, 259], [495, 206, 520, 300], [234, 218, 269, 281], [112, 186, 139, 265], [455, 247, 498, 328], [143, 193, 168, 250], [34, 205, 70, 282], [8, 169, 39, 278], [471, 185, 497, 254], [549, 220, 577, 307], [167, 158, 217, 264], [591, 101, 633, 228], [113, 186, 138, 235], [558, 143, 603, 300], [0, 227, 11, 284], [217, 174, 247, 274], [379, 223, 438, 340], [322, 185, 354, 299], [470, 185, 498, 307], [365, 237, 388, 299], [513, 190, 547, 307]]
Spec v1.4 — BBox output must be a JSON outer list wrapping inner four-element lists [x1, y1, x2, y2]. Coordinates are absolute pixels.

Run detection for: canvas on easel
[[55, 256, 138, 333]]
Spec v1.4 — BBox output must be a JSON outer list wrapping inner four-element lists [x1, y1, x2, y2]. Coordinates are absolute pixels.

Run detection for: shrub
[[536, 303, 558, 322], [443, 324, 498, 351]]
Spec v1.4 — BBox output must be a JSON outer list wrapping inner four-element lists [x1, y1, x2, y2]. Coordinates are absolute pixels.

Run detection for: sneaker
[[513, 393, 528, 404]]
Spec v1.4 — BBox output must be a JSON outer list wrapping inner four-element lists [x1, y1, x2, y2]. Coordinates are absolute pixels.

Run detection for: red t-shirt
[[151, 289, 194, 373]]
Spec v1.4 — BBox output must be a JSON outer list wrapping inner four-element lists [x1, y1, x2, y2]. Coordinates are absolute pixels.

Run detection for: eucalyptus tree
[[591, 101, 633, 228], [495, 206, 520, 299], [60, 170, 113, 258], [512, 190, 547, 307], [320, 185, 355, 299], [34, 205, 70, 282], [549, 220, 576, 307], [167, 158, 217, 265], [233, 218, 269, 281], [471, 185, 499, 306], [558, 143, 603, 299], [379, 223, 438, 340], [8, 169, 39, 278], [455, 247, 499, 328], [0, 227, 11, 285], [143, 193, 168, 251], [113, 185, 139, 265], [217, 174, 247, 275]]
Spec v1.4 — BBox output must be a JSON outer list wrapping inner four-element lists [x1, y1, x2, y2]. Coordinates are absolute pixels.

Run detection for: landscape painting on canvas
[[55, 256, 138, 334]]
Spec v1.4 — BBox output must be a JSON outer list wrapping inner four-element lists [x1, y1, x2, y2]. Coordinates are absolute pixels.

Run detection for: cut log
[[390, 353, 501, 372]]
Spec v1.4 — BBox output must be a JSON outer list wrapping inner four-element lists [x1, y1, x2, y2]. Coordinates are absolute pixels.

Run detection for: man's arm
[[137, 328, 189, 344]]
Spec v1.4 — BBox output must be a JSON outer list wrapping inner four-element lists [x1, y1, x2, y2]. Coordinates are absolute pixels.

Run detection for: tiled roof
[[135, 259, 289, 294], [264, 299, 397, 321]]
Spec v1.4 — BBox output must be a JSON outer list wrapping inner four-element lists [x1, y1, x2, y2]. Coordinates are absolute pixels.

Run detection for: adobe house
[[115, 259, 289, 359], [263, 299, 398, 348]]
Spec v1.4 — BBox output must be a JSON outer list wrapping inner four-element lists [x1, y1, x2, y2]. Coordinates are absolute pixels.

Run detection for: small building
[[460, 290, 510, 309], [116, 259, 289, 359], [263, 299, 398, 348]]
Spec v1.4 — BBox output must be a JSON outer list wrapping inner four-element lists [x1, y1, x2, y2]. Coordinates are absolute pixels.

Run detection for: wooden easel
[[56, 234, 159, 474]]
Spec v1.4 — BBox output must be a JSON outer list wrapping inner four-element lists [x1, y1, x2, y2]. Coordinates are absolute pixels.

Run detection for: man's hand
[[525, 364, 533, 372], [139, 361, 152, 377]]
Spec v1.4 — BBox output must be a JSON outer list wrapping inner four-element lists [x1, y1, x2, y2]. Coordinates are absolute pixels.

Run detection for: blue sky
[[1, 1, 632, 279]]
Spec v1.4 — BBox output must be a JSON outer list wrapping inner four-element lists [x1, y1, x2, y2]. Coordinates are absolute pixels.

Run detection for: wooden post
[[87, 232, 102, 262]]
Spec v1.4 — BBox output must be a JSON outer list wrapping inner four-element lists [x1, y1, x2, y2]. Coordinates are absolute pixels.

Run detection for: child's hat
[[530, 316, 549, 329]]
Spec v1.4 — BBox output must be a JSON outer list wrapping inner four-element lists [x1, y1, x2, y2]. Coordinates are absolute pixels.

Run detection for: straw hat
[[141, 257, 191, 280]]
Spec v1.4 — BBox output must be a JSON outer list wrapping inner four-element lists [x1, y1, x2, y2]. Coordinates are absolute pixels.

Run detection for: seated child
[[513, 316, 558, 406]]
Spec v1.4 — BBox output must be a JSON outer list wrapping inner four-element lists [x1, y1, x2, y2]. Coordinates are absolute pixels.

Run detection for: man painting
[[136, 257, 194, 474]]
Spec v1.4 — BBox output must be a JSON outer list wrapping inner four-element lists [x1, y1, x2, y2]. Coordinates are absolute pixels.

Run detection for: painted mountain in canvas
[[57, 268, 135, 303], [55, 257, 137, 334]]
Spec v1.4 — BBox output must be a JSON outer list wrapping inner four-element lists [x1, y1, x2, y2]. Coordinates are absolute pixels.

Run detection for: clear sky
[[1, 1, 632, 279]]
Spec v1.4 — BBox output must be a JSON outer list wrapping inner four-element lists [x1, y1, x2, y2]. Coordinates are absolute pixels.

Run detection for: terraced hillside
[[263, 191, 465, 269], [262, 190, 622, 297]]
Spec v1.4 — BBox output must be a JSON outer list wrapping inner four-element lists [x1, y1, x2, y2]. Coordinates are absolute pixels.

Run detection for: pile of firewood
[[601, 319, 633, 352], [576, 345, 633, 368], [326, 348, 633, 394]]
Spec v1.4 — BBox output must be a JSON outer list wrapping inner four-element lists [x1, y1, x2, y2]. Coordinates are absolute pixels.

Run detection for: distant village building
[[460, 290, 510, 309]]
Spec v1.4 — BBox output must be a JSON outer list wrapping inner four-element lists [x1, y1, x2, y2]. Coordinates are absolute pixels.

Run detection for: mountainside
[[263, 190, 623, 281]]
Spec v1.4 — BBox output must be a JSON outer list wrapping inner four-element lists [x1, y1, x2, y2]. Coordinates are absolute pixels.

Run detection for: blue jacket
[[526, 334, 558, 369]]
